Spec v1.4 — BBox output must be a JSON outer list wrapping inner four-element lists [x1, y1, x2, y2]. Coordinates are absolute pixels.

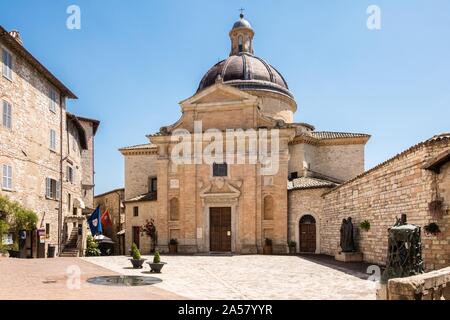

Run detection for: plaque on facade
[[170, 179, 179, 189]]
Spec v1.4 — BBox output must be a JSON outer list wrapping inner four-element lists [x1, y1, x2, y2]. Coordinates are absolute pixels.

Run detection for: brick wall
[[321, 138, 450, 270]]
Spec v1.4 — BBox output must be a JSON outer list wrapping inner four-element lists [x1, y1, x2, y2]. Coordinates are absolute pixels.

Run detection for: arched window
[[238, 35, 243, 52], [263, 195, 274, 220], [169, 198, 180, 221]]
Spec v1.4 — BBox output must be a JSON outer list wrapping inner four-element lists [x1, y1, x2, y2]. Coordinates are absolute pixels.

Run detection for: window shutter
[[45, 178, 50, 197], [56, 180, 61, 200]]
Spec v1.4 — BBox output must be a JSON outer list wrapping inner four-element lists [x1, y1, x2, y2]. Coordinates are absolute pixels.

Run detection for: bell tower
[[229, 13, 254, 56]]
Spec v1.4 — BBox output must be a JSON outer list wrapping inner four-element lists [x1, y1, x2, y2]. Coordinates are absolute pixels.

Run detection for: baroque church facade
[[120, 14, 370, 255]]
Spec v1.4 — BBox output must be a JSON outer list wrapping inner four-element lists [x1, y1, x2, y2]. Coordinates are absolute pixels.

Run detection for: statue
[[381, 214, 424, 284], [340, 217, 356, 252]]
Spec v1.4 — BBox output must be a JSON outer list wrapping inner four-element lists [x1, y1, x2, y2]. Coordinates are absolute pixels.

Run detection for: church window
[[213, 163, 228, 177], [149, 177, 157, 193], [238, 35, 243, 52], [264, 195, 274, 220], [169, 198, 180, 221]]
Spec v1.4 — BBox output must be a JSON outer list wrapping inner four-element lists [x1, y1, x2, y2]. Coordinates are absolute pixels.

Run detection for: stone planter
[[263, 245, 272, 255], [147, 262, 166, 273], [169, 244, 177, 254], [129, 258, 146, 269]]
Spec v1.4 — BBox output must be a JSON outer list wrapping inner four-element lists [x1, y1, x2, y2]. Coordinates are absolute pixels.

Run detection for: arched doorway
[[299, 215, 316, 253]]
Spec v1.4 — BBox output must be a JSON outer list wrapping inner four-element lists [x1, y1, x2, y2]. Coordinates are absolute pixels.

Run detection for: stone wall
[[124, 200, 158, 254], [288, 143, 365, 183], [288, 187, 330, 253], [313, 144, 365, 182], [0, 36, 96, 255], [124, 153, 158, 200], [321, 137, 450, 270], [94, 189, 124, 253]]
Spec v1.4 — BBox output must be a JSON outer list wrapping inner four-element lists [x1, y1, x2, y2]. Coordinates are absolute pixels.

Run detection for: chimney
[[9, 30, 23, 45]]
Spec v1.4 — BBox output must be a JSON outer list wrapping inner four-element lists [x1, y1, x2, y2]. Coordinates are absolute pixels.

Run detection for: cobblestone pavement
[[83, 255, 378, 300], [0, 257, 183, 300]]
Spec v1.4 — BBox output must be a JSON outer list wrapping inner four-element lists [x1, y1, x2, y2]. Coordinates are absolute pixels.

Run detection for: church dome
[[196, 14, 294, 100], [197, 54, 293, 98]]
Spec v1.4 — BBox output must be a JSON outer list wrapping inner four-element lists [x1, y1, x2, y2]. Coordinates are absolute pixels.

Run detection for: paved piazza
[[82, 255, 378, 300], [0, 257, 182, 300]]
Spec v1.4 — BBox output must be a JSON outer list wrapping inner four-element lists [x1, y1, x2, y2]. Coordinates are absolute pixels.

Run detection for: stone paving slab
[[0, 257, 183, 300], [83, 255, 377, 300]]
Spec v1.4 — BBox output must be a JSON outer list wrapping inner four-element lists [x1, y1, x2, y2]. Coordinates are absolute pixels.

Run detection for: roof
[[232, 17, 253, 30], [423, 148, 450, 173], [0, 26, 77, 99], [292, 131, 371, 146], [288, 177, 338, 191], [66, 112, 88, 150], [75, 115, 101, 135], [119, 143, 158, 151], [94, 188, 125, 199], [124, 192, 157, 203], [197, 53, 293, 99], [323, 133, 450, 196], [308, 132, 370, 140]]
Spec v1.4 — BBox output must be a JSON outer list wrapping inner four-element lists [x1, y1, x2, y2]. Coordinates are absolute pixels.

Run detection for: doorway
[[209, 207, 232, 252], [299, 215, 316, 253]]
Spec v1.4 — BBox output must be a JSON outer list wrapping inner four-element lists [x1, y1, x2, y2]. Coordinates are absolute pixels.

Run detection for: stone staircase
[[60, 228, 79, 258]]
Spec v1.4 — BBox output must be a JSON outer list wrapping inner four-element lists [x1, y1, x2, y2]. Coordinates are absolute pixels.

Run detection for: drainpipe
[[57, 95, 65, 256]]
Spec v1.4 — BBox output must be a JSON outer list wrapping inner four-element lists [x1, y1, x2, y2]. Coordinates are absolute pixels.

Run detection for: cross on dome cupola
[[229, 12, 254, 56]]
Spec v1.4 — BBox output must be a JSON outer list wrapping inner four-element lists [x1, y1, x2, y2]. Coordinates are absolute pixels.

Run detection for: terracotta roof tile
[[288, 177, 338, 191]]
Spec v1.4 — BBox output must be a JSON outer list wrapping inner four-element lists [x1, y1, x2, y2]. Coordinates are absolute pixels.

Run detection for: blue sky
[[1, 0, 449, 194]]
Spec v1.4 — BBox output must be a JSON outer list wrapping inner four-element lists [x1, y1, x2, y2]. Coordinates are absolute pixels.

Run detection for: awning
[[117, 230, 125, 236], [94, 234, 114, 244]]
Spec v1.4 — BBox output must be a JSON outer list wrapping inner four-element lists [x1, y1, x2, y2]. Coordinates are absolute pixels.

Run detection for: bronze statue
[[339, 217, 355, 252]]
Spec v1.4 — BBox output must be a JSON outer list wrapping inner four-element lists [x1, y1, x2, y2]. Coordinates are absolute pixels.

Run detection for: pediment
[[180, 83, 258, 107]]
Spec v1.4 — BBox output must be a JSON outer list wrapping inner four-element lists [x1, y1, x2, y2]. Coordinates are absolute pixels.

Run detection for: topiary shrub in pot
[[169, 238, 178, 254], [129, 243, 146, 269], [147, 250, 166, 273], [263, 238, 273, 255]]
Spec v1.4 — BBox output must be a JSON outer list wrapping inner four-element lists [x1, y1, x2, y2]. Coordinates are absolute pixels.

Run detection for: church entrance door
[[210, 207, 232, 252], [299, 215, 316, 253]]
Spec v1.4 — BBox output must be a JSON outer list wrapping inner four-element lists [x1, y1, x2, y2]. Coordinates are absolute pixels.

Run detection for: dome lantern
[[229, 13, 254, 56]]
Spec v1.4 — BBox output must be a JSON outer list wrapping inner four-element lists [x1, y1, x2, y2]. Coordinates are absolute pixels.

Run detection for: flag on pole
[[87, 206, 103, 236], [101, 209, 112, 228]]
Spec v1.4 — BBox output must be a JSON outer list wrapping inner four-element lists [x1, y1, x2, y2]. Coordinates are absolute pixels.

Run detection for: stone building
[[0, 26, 99, 257], [120, 15, 370, 255], [94, 188, 125, 255]]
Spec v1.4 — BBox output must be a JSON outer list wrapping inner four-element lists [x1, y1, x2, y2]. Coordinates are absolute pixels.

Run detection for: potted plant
[[424, 223, 441, 236], [169, 238, 178, 254], [288, 240, 296, 254], [263, 238, 273, 255], [129, 243, 146, 269], [147, 250, 166, 273], [359, 220, 371, 232]]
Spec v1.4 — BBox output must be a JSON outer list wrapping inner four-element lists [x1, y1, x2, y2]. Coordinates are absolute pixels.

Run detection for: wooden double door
[[210, 207, 232, 252], [299, 224, 316, 253]]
